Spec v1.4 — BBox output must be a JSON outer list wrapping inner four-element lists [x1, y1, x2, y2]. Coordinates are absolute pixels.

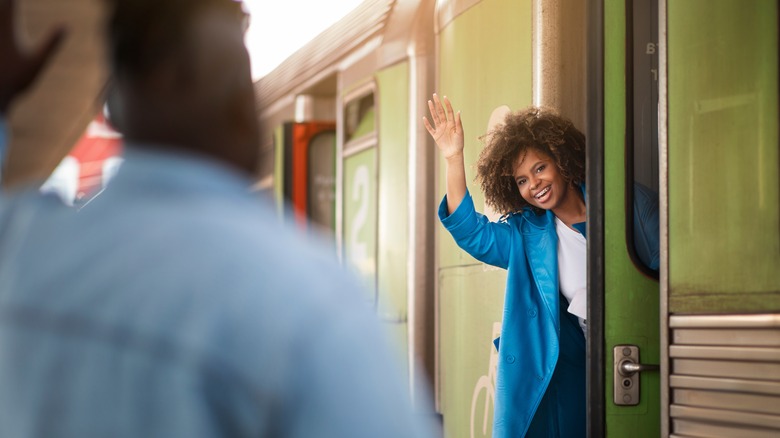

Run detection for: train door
[[596, 0, 663, 435], [276, 121, 336, 232], [341, 86, 378, 304], [661, 1, 780, 436]]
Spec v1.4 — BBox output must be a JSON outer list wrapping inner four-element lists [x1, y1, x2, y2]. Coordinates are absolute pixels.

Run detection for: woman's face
[[513, 148, 572, 211]]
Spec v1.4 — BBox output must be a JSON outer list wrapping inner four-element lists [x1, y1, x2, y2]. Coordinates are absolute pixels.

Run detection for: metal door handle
[[618, 359, 659, 376], [613, 344, 658, 406]]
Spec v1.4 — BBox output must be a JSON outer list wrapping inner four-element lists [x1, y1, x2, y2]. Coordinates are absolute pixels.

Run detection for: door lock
[[613, 344, 659, 406]]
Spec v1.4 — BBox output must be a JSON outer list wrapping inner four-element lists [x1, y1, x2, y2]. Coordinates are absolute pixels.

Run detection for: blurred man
[[0, 0, 432, 436]]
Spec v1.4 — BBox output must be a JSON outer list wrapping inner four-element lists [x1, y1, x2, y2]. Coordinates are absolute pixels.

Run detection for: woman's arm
[[438, 190, 513, 269], [426, 94, 512, 269], [423, 94, 466, 214]]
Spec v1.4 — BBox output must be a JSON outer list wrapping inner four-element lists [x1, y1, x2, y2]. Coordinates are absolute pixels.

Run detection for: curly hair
[[476, 107, 586, 215]]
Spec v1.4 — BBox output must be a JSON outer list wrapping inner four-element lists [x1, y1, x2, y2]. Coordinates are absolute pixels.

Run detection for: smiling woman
[[241, 0, 365, 80]]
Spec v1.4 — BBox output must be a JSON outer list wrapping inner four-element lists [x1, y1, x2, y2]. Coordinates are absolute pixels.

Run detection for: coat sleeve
[[438, 190, 512, 269]]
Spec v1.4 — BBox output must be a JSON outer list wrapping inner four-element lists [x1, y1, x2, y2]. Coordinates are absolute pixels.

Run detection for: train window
[[667, 0, 779, 308], [307, 131, 337, 233], [341, 85, 378, 303], [344, 92, 375, 143], [626, 0, 660, 278]]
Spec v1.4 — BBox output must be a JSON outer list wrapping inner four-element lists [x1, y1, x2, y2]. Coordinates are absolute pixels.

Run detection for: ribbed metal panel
[[254, 0, 395, 108], [669, 314, 780, 437]]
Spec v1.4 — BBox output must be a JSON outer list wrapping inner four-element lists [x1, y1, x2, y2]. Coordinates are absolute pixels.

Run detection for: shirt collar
[[109, 144, 255, 198]]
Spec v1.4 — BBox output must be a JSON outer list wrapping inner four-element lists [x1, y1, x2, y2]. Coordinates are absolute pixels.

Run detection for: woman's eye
[[517, 179, 526, 186], [536, 165, 545, 173]]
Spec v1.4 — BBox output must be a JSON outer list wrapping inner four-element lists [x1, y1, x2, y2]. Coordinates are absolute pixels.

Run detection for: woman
[[424, 94, 588, 437]]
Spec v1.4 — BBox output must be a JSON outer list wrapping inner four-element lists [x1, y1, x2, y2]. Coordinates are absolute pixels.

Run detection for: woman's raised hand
[[423, 94, 464, 159]]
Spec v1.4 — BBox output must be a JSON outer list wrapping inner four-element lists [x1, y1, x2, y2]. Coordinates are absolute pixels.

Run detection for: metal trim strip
[[670, 405, 780, 431], [342, 134, 377, 158], [670, 345, 780, 362], [670, 314, 780, 328], [673, 388, 780, 416], [673, 418, 780, 438], [670, 375, 780, 397], [672, 329, 780, 347], [672, 359, 780, 382]]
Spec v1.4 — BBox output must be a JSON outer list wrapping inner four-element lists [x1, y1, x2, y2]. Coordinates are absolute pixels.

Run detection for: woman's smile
[[534, 185, 552, 202]]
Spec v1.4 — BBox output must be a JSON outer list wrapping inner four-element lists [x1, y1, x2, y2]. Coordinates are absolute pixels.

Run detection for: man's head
[[105, 0, 259, 174]]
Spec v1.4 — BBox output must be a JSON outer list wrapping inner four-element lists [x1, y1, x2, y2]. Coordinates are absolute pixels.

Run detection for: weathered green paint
[[667, 0, 780, 313], [385, 320, 411, 387], [436, 0, 533, 435], [438, 0, 533, 269], [343, 146, 378, 304], [439, 265, 505, 438], [273, 124, 285, 215], [603, 0, 660, 435], [376, 62, 410, 321]]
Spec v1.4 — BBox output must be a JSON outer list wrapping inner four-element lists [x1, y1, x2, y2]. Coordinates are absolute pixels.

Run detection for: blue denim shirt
[[0, 146, 432, 437], [0, 117, 7, 179]]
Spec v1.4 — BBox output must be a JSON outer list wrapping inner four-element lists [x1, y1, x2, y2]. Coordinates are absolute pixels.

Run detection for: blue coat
[[439, 185, 659, 437], [439, 189, 585, 437]]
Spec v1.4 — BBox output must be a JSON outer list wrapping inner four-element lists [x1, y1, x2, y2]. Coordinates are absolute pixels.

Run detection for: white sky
[[242, 0, 366, 81]]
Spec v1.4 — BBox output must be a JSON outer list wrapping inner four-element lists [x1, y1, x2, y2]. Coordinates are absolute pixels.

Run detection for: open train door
[[659, 1, 780, 436], [590, 0, 664, 435], [275, 121, 336, 233], [593, 1, 779, 436]]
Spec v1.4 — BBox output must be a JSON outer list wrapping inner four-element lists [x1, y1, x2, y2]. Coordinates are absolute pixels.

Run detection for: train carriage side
[[256, 0, 440, 417], [257, 0, 780, 436]]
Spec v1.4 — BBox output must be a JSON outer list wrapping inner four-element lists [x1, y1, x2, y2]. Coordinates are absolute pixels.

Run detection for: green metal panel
[[351, 107, 376, 140], [439, 265, 505, 438], [603, 0, 660, 435], [343, 147, 378, 304], [667, 0, 780, 313], [385, 320, 411, 388], [436, 0, 532, 435], [438, 0, 533, 271], [273, 124, 284, 215], [376, 62, 410, 320]]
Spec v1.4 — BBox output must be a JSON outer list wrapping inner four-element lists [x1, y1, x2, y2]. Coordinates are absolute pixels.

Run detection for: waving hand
[[423, 94, 464, 160], [423, 94, 467, 213]]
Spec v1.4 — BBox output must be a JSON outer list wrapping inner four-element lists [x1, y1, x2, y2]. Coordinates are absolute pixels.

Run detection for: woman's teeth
[[535, 186, 550, 199]]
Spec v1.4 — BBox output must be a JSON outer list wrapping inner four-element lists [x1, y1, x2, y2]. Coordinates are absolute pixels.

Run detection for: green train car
[[256, 0, 779, 436]]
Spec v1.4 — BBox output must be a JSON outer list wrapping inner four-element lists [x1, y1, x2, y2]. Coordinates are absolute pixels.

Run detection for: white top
[[556, 216, 588, 334]]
